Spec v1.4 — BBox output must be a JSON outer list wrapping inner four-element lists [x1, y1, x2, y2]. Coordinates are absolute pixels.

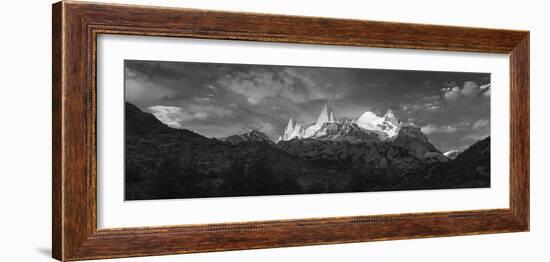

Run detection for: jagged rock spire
[[281, 105, 404, 142], [286, 118, 296, 132], [283, 118, 296, 140], [316, 104, 336, 126], [291, 122, 304, 138], [383, 109, 399, 125], [282, 104, 337, 141]]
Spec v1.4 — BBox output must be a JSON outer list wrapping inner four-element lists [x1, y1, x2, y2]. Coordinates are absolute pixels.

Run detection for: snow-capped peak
[[356, 109, 400, 139], [284, 118, 296, 135], [356, 111, 380, 130], [282, 104, 337, 141], [316, 104, 337, 126], [383, 109, 399, 125], [443, 149, 461, 159], [283, 118, 305, 141], [281, 105, 402, 142]]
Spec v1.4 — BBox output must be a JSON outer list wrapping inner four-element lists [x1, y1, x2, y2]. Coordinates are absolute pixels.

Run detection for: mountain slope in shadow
[[125, 103, 349, 200], [125, 102, 490, 200]]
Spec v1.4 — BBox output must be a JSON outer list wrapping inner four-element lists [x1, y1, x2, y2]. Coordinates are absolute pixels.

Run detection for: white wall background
[[0, 0, 546, 261]]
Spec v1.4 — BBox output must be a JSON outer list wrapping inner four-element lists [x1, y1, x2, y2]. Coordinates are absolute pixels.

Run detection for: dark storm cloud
[[125, 60, 491, 152]]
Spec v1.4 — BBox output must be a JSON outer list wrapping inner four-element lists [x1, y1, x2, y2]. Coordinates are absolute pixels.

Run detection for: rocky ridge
[[125, 102, 490, 200]]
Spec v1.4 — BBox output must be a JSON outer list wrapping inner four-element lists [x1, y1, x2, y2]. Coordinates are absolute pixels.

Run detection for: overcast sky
[[125, 60, 490, 152]]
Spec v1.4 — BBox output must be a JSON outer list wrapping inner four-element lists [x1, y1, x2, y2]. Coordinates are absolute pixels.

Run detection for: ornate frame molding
[[53, 1, 529, 261]]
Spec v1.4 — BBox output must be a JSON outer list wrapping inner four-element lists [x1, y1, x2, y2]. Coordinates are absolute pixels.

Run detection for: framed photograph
[[52, 1, 529, 261]]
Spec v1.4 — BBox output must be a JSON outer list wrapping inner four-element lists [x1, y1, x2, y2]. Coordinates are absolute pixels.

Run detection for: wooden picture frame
[[52, 1, 529, 261]]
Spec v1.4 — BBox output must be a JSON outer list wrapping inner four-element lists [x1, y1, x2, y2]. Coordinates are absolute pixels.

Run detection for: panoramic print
[[124, 60, 491, 200]]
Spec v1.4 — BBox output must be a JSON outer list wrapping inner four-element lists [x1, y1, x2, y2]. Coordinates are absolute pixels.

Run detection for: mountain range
[[279, 104, 431, 145], [125, 102, 490, 200], [223, 130, 275, 145]]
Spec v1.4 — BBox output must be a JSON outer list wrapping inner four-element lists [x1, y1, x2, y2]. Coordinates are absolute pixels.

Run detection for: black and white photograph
[[124, 60, 491, 200], [2, 0, 543, 261]]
